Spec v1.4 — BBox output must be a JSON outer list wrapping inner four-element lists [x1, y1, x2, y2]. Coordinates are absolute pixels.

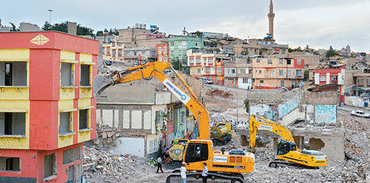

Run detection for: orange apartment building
[[252, 57, 304, 89], [0, 31, 98, 182]]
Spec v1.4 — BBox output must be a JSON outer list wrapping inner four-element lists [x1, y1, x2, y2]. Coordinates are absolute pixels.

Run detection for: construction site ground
[[83, 85, 370, 182]]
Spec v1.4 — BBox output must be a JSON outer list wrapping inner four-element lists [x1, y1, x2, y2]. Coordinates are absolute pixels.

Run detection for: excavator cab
[[277, 140, 297, 155]]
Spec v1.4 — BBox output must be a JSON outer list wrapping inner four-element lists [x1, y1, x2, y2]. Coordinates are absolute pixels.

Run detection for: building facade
[[314, 66, 346, 102], [0, 31, 98, 182], [156, 43, 169, 62], [169, 36, 204, 70], [252, 57, 304, 89]]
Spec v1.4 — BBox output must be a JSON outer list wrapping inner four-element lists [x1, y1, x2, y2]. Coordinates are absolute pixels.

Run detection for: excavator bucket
[[93, 74, 114, 98]]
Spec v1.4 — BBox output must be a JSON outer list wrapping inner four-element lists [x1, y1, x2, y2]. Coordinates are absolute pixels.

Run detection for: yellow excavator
[[94, 61, 254, 183], [249, 115, 327, 168]]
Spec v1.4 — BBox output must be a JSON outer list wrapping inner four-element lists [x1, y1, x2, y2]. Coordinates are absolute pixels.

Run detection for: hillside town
[[0, 0, 370, 182]]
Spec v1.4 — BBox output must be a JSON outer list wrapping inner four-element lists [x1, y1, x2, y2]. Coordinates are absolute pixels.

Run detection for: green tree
[[96, 31, 104, 36], [41, 21, 52, 31], [191, 31, 203, 38], [326, 49, 338, 58], [304, 70, 309, 80]]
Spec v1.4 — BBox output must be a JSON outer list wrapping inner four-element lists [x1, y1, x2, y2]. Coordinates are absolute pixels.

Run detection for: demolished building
[[239, 84, 344, 161]]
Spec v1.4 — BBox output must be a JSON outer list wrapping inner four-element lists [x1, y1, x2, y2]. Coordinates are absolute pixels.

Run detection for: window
[[243, 78, 248, 83], [79, 109, 89, 130], [180, 111, 185, 124], [232, 69, 235, 74], [158, 48, 162, 53], [112, 49, 116, 56], [80, 65, 91, 86], [0, 62, 27, 86], [106, 47, 110, 54], [331, 76, 337, 82], [287, 70, 291, 76], [260, 80, 264, 83], [155, 111, 164, 125], [59, 112, 72, 135], [279, 58, 283, 64], [195, 43, 199, 47], [63, 146, 81, 165], [367, 79, 370, 86], [170, 42, 174, 46], [61, 63, 74, 86], [271, 70, 275, 76], [189, 58, 194, 64], [259, 70, 261, 74], [320, 76, 326, 81], [297, 59, 302, 65], [268, 59, 272, 64], [239, 69, 246, 74], [208, 58, 213, 64], [203, 58, 207, 64], [217, 67, 221, 73], [358, 79, 365, 87], [164, 56, 167, 61], [118, 49, 123, 57], [184, 143, 209, 163], [279, 70, 283, 76], [152, 51, 156, 56], [256, 58, 261, 63], [159, 56, 163, 61], [206, 67, 210, 73], [44, 153, 57, 179], [0, 112, 26, 136], [0, 157, 20, 171], [163, 47, 167, 53], [296, 70, 302, 77], [287, 59, 291, 65], [197, 69, 201, 73], [196, 58, 201, 64]]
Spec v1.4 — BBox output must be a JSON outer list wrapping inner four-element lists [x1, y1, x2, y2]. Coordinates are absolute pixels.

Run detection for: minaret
[[268, 0, 275, 39]]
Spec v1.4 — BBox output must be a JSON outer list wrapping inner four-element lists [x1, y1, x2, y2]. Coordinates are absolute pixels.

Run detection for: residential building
[[97, 84, 172, 159], [102, 41, 125, 62], [224, 61, 238, 87], [235, 57, 253, 89], [169, 36, 204, 71], [252, 57, 304, 89], [187, 49, 229, 85], [0, 31, 98, 182], [118, 25, 168, 48], [124, 47, 157, 64], [156, 43, 169, 62], [314, 65, 346, 102]]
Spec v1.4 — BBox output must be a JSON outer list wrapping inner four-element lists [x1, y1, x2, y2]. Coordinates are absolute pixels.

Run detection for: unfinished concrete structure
[[241, 85, 344, 162]]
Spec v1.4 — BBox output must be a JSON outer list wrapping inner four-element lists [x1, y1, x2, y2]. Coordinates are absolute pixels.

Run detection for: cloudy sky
[[2, 0, 370, 52]]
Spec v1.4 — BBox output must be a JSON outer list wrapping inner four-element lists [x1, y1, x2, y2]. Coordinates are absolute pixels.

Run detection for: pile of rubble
[[83, 147, 158, 183]]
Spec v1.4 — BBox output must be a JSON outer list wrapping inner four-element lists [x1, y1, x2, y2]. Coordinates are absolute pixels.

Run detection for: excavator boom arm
[[94, 61, 210, 140], [249, 115, 295, 151]]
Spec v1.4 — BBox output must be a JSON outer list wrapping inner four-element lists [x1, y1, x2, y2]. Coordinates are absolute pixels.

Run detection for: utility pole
[[237, 92, 239, 124], [48, 9, 53, 24]]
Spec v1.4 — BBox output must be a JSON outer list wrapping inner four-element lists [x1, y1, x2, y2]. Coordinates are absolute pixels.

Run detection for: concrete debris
[[83, 146, 159, 183]]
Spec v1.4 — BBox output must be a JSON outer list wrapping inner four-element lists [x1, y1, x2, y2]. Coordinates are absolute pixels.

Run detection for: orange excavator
[[94, 61, 254, 183]]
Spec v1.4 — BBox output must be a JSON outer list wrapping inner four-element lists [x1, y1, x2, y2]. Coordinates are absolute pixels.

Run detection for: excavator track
[[166, 172, 244, 183], [268, 159, 320, 169]]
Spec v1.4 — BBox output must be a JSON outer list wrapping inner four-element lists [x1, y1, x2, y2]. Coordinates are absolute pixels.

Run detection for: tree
[[326, 49, 338, 58], [191, 31, 203, 38], [96, 31, 104, 36], [304, 70, 309, 80], [41, 21, 52, 31], [41, 21, 95, 37]]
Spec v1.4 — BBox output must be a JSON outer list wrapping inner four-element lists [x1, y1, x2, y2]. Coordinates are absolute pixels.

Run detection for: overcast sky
[[2, 0, 370, 52]]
